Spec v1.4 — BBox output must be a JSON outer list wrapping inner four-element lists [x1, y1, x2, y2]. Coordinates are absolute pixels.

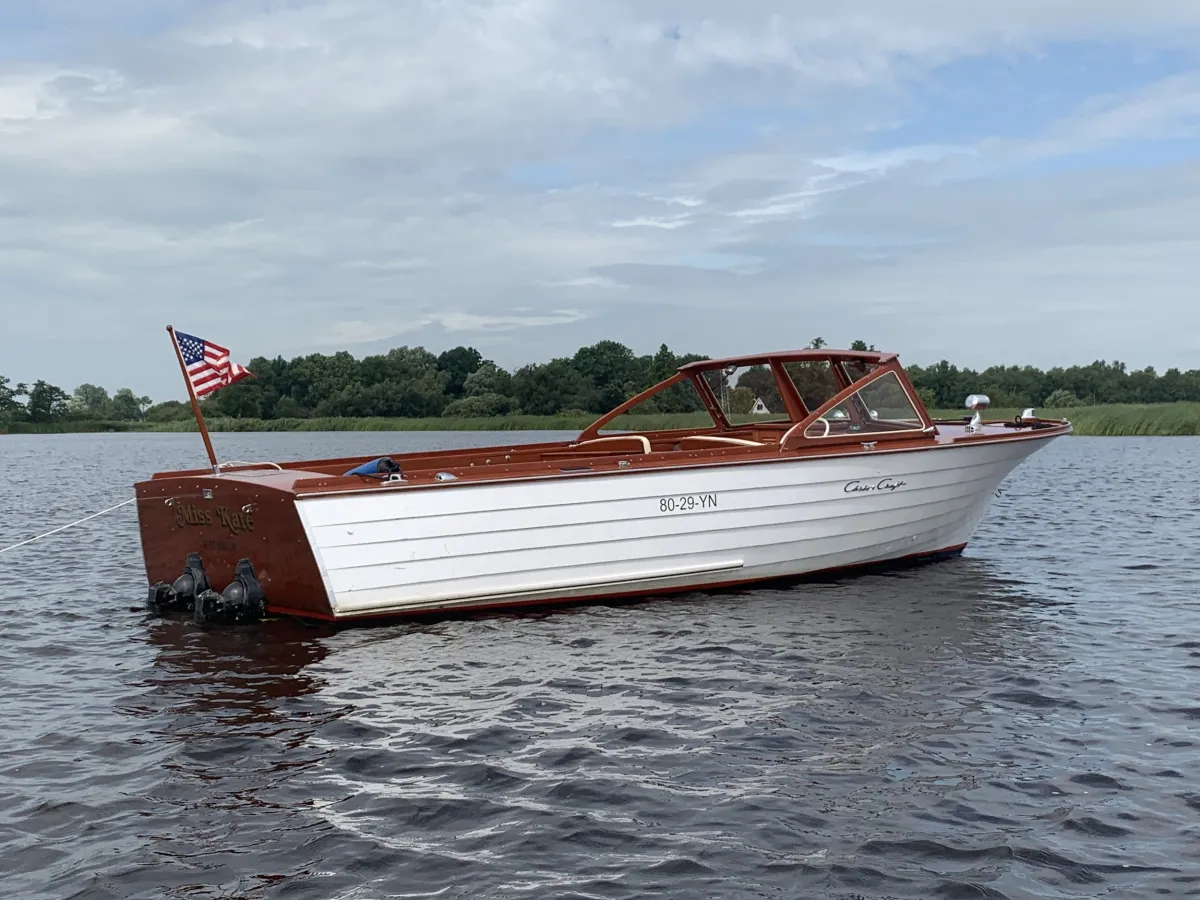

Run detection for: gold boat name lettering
[[175, 503, 255, 535]]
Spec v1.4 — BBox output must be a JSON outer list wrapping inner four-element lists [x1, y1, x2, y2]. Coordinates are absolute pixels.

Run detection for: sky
[[3, 0, 1200, 401]]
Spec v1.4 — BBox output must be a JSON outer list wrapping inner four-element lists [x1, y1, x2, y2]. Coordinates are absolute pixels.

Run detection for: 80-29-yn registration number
[[657, 493, 718, 513]]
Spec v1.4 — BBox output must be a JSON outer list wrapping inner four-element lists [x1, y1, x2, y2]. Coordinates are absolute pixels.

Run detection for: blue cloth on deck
[[343, 457, 399, 477]]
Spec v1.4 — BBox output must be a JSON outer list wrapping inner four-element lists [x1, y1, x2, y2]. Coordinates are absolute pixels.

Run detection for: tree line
[[2, 338, 1198, 427], [0, 378, 151, 426]]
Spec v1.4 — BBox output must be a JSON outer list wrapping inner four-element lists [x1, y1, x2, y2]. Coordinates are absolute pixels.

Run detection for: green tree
[[463, 361, 512, 398], [1043, 389, 1084, 408], [641, 344, 709, 412], [436, 346, 483, 398], [512, 359, 599, 415], [907, 360, 972, 409], [650, 343, 678, 381], [239, 355, 287, 418], [785, 361, 840, 410], [71, 383, 112, 417], [17, 339, 1200, 428], [273, 396, 307, 418], [735, 366, 783, 413], [290, 350, 362, 409], [346, 347, 449, 416], [316, 371, 447, 418], [25, 380, 70, 422], [441, 393, 515, 417], [573, 340, 637, 410], [1152, 368, 1188, 403], [110, 387, 152, 421], [213, 379, 262, 418], [0, 375, 27, 428], [144, 400, 193, 423], [727, 386, 754, 415], [361, 346, 443, 384]]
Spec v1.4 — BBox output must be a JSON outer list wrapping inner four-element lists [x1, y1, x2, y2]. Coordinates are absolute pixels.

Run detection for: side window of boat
[[803, 372, 923, 438], [599, 378, 708, 434], [701, 366, 791, 425], [783, 361, 840, 412], [840, 359, 879, 383]]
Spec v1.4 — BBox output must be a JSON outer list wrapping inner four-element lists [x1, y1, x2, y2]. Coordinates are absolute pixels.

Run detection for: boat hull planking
[[136, 431, 1056, 621]]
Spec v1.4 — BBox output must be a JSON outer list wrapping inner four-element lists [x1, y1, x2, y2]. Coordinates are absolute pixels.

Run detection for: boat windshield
[[580, 349, 924, 444], [803, 371, 924, 438]]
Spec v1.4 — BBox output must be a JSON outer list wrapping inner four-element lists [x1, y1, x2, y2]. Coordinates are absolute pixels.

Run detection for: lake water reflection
[[1, 432, 1198, 899]]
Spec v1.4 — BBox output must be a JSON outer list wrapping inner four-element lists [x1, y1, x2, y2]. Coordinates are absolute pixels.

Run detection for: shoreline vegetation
[[6, 403, 1200, 437], [5, 336, 1200, 437]]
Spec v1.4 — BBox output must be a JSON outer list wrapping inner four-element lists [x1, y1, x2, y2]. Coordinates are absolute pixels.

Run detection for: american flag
[[174, 330, 252, 397]]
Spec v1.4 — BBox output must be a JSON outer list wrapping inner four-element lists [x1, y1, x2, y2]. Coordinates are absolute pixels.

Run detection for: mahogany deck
[[146, 418, 1071, 499]]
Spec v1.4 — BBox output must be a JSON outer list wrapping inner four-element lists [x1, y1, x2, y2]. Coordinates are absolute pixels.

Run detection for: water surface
[[1, 433, 1198, 899]]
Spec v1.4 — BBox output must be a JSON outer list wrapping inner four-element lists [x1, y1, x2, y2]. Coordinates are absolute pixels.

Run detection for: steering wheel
[[814, 416, 830, 437]]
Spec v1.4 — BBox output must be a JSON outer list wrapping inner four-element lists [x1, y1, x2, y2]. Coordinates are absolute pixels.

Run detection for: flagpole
[[167, 325, 220, 474]]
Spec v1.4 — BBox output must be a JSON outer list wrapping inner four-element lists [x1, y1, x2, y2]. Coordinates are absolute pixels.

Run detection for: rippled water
[[2, 432, 1199, 899]]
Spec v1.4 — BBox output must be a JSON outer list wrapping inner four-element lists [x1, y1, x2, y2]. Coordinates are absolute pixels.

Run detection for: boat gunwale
[[262, 420, 1071, 500]]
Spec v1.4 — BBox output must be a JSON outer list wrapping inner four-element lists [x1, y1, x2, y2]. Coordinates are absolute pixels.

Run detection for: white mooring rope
[[0, 497, 137, 555]]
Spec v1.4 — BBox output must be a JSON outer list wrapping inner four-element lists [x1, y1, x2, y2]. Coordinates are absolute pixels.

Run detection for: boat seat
[[677, 435, 764, 449], [570, 435, 652, 454]]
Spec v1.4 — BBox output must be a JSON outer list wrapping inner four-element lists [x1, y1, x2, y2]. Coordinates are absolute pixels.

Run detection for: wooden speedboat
[[136, 348, 1071, 623]]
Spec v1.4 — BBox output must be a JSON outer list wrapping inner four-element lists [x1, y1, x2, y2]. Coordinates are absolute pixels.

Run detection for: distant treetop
[[2, 339, 1197, 426]]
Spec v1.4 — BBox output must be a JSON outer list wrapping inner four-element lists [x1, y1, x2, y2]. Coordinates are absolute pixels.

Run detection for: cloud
[[610, 214, 694, 229], [338, 258, 430, 274], [1024, 71, 1200, 156], [325, 309, 588, 347], [2, 0, 1200, 397], [540, 275, 627, 289]]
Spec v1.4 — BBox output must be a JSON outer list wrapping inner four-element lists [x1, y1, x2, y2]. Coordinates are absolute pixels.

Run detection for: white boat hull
[[293, 433, 1057, 618]]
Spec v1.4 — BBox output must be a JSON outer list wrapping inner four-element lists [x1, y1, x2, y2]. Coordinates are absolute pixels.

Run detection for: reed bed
[[1041, 403, 1200, 436], [931, 404, 1200, 435], [6, 403, 1200, 436]]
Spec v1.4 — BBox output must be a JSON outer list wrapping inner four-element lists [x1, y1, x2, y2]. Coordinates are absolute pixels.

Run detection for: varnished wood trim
[[288, 423, 1071, 499], [573, 434, 652, 453]]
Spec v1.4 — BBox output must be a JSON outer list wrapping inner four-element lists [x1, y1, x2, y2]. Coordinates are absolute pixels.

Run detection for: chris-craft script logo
[[844, 477, 908, 494], [175, 503, 255, 535]]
